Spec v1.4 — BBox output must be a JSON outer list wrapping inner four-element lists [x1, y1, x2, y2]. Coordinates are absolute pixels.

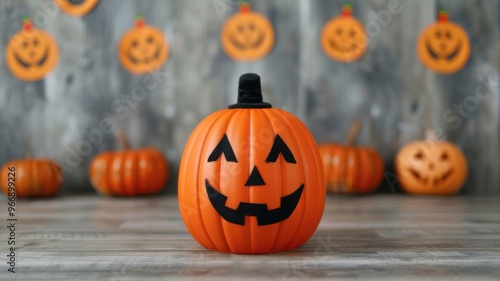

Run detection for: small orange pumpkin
[[89, 130, 169, 196], [417, 10, 470, 74], [0, 158, 62, 198], [221, 1, 275, 61], [178, 73, 325, 254], [118, 16, 169, 75], [319, 120, 384, 194], [55, 0, 100, 17], [395, 130, 468, 195], [320, 4, 367, 63], [6, 18, 59, 81]]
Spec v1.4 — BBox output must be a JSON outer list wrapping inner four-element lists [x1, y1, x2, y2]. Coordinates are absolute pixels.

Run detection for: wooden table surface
[[1, 195, 499, 280]]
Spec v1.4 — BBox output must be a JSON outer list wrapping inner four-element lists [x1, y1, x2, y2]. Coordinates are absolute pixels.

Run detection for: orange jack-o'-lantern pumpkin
[[221, 1, 275, 61], [395, 130, 468, 195], [55, 0, 100, 17], [1, 158, 62, 198], [319, 120, 384, 194], [320, 4, 367, 63], [6, 18, 59, 81], [118, 16, 169, 75], [178, 73, 325, 254], [417, 10, 470, 74], [89, 130, 169, 196]]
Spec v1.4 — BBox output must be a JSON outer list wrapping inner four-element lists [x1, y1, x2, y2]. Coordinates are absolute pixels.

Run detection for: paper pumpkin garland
[[320, 4, 367, 63], [417, 10, 470, 74], [178, 73, 325, 254], [221, 1, 275, 61], [6, 18, 59, 81], [395, 130, 468, 195], [118, 16, 169, 75], [55, 0, 100, 17]]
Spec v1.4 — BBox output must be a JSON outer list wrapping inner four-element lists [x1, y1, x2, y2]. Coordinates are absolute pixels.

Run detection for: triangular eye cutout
[[208, 134, 238, 163], [266, 135, 297, 164]]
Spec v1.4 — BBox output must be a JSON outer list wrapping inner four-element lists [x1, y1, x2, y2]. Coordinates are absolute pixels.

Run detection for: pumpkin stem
[[228, 73, 272, 109], [115, 129, 131, 150], [438, 9, 448, 22], [135, 14, 145, 28], [22, 16, 33, 31], [425, 129, 439, 142], [239, 1, 251, 13], [341, 4, 353, 17], [346, 119, 361, 146]]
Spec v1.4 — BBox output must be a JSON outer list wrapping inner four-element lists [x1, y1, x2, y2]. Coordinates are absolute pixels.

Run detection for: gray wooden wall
[[0, 0, 498, 194]]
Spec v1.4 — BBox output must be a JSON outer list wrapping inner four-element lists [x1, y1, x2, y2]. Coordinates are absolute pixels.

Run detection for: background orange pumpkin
[[1, 158, 62, 198], [89, 130, 169, 196], [319, 120, 384, 194], [395, 130, 468, 195], [178, 73, 325, 254]]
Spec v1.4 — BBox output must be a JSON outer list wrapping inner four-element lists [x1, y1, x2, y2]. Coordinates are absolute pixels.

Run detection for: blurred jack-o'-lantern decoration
[[178, 73, 325, 254], [320, 4, 367, 63], [319, 120, 384, 194], [89, 130, 169, 196], [221, 1, 275, 61], [6, 17, 59, 81], [55, 0, 99, 17], [118, 16, 169, 75], [395, 130, 468, 195], [1, 158, 62, 198], [417, 10, 470, 74]]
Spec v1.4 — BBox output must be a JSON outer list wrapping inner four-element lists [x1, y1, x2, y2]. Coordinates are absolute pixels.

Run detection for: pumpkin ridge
[[199, 110, 235, 252], [278, 109, 324, 247], [272, 109, 309, 249], [179, 112, 226, 250], [260, 108, 284, 252]]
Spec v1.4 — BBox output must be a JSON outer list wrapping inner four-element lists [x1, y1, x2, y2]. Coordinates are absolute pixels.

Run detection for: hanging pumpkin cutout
[[220, 1, 275, 61], [395, 130, 468, 195], [55, 0, 99, 17], [118, 16, 169, 75], [417, 10, 470, 74], [178, 73, 325, 254], [320, 4, 367, 63], [319, 120, 384, 194], [89, 130, 169, 196], [6, 17, 59, 81], [1, 158, 62, 198]]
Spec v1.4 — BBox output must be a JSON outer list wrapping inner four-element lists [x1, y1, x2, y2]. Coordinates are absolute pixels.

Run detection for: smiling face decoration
[[417, 11, 470, 74], [118, 16, 169, 75], [6, 18, 59, 81], [395, 130, 468, 195], [320, 4, 367, 63], [55, 0, 100, 16], [178, 73, 325, 254], [221, 2, 275, 61]]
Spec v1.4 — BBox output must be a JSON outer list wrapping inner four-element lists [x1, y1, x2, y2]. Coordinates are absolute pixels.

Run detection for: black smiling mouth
[[426, 39, 462, 60], [408, 167, 454, 186], [14, 48, 49, 68], [205, 179, 304, 226], [228, 30, 265, 50], [67, 0, 86, 5], [126, 45, 161, 64], [329, 38, 358, 52]]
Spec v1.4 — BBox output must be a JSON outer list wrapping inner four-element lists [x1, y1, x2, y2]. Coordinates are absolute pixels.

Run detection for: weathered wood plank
[[0, 195, 499, 280]]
